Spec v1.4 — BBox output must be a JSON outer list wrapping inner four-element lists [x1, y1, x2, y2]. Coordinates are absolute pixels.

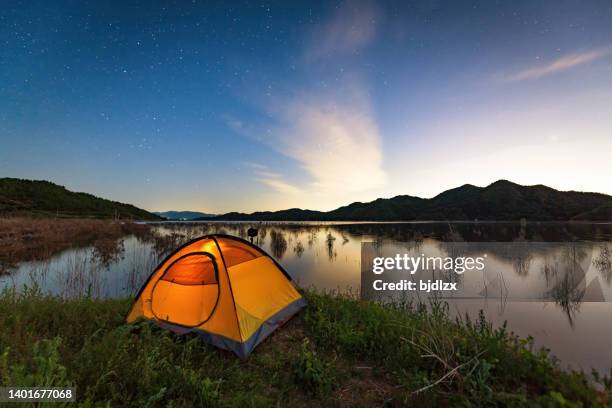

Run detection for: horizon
[[115, 179, 612, 213], [6, 176, 610, 214], [3, 1, 612, 213]]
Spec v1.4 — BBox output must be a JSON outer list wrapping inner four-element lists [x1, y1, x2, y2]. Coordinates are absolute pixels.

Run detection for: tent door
[[150, 252, 220, 327]]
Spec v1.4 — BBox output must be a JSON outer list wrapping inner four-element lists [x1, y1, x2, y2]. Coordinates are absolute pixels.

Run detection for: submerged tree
[[326, 233, 337, 261], [270, 230, 288, 259], [544, 244, 588, 326], [293, 241, 305, 258], [593, 244, 612, 285]]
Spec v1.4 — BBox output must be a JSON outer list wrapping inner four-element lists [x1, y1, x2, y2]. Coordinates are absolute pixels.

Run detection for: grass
[[0, 218, 153, 272], [1, 288, 610, 407]]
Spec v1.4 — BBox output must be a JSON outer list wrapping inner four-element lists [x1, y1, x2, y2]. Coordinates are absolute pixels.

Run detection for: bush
[[0, 289, 608, 406], [290, 338, 335, 397]]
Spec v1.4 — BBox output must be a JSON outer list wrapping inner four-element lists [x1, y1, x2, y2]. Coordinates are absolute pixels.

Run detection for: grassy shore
[[1, 289, 610, 407], [0, 218, 154, 272]]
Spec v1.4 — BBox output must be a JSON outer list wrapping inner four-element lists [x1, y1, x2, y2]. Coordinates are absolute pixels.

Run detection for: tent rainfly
[[127, 234, 306, 358]]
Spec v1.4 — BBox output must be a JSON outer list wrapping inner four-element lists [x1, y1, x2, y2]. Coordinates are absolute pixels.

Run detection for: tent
[[127, 234, 306, 358]]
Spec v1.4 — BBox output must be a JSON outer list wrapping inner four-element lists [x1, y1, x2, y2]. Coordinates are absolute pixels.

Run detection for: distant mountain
[[205, 180, 612, 221], [154, 211, 216, 220], [0, 178, 161, 220], [204, 208, 326, 221]]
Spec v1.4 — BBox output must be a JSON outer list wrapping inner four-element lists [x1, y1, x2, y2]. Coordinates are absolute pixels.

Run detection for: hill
[[0, 178, 160, 220], [154, 211, 216, 220], [208, 208, 326, 221], [204, 180, 612, 221]]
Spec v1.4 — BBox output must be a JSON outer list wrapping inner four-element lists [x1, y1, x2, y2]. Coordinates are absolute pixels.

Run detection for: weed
[[0, 289, 609, 406], [291, 338, 335, 397]]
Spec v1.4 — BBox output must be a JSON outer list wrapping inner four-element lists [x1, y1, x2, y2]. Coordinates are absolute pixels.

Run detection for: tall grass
[[0, 218, 152, 273], [0, 288, 609, 406]]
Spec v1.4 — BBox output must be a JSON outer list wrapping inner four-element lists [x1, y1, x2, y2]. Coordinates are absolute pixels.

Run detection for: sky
[[2, 0, 612, 213]]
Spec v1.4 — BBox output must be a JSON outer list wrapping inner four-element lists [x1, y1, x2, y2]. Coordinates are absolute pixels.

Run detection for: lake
[[2, 221, 612, 375]]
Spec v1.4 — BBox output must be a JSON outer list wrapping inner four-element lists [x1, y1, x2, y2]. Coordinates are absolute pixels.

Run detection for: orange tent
[[127, 234, 306, 358]]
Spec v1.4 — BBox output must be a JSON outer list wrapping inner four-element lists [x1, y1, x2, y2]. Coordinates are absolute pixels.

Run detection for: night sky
[[2, 1, 612, 213]]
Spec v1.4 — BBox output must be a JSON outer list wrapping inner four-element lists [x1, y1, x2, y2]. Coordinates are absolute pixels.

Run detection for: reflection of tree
[[593, 244, 612, 285], [91, 238, 126, 266], [269, 230, 288, 259], [510, 243, 532, 277], [307, 230, 317, 248], [293, 241, 305, 258], [510, 230, 532, 277], [404, 237, 423, 253], [512, 254, 531, 277], [326, 233, 337, 261], [152, 232, 187, 258], [164, 221, 612, 246], [541, 256, 558, 286], [563, 244, 587, 263], [435, 237, 467, 287], [543, 244, 587, 326], [259, 227, 268, 246], [373, 235, 384, 250], [548, 271, 584, 327], [443, 224, 465, 242], [438, 225, 468, 286]]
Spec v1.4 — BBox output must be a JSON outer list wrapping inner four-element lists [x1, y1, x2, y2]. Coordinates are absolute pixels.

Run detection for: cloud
[[305, 0, 382, 61], [239, 160, 266, 170], [226, 1, 387, 204], [233, 83, 387, 197], [504, 46, 612, 81], [242, 162, 301, 195], [255, 177, 301, 195], [265, 84, 387, 193]]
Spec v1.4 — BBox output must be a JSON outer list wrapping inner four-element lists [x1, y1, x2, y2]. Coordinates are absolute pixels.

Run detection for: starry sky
[[2, 1, 612, 213]]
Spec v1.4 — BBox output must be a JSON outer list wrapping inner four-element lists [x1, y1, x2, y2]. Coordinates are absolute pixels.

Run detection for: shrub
[[291, 338, 335, 398]]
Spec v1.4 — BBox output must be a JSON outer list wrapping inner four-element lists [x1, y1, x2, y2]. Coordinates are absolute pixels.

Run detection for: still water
[[2, 221, 612, 374]]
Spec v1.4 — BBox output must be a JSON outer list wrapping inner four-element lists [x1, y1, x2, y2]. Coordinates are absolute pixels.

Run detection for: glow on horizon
[[2, 1, 612, 214]]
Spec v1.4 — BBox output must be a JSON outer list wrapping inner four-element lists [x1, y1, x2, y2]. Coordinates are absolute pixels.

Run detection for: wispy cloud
[[304, 0, 382, 61], [232, 83, 387, 197], [226, 1, 387, 204], [239, 160, 266, 170], [268, 85, 387, 193], [504, 46, 612, 81], [241, 162, 301, 195], [255, 177, 301, 195]]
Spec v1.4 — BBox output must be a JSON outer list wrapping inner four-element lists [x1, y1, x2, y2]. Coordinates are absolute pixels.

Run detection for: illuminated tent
[[127, 234, 306, 358]]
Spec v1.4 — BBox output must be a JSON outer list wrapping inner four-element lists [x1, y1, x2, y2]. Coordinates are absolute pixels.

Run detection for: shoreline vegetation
[[2, 217, 609, 273], [1, 288, 610, 406], [1, 217, 611, 405], [0, 218, 154, 273]]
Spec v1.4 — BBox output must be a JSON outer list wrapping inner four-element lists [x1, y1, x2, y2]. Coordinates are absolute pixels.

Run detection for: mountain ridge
[[154, 211, 216, 220], [0, 178, 161, 220], [200, 180, 612, 221]]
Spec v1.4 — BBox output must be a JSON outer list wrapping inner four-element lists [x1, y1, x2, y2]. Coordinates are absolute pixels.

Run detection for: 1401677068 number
[[0, 387, 76, 402]]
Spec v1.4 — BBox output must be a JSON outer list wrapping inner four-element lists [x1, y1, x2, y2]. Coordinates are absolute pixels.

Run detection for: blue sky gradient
[[2, 1, 612, 212]]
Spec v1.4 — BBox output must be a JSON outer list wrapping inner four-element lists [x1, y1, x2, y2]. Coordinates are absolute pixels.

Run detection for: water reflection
[[293, 241, 305, 258], [4, 222, 612, 300], [593, 244, 612, 284], [2, 221, 612, 373], [269, 229, 288, 259], [326, 233, 337, 261]]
